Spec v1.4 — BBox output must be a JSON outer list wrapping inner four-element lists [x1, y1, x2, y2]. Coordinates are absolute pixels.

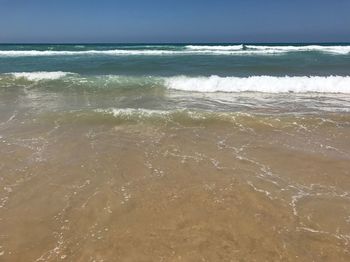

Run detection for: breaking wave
[[0, 45, 349, 57], [185, 45, 244, 51], [245, 45, 350, 54], [8, 71, 73, 81], [2, 72, 350, 94], [165, 75, 350, 93]]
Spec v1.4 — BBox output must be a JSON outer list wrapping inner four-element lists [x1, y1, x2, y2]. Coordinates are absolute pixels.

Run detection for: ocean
[[0, 44, 350, 261]]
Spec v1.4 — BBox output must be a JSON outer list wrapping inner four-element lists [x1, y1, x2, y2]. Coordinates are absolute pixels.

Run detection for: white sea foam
[[4, 72, 350, 94], [0, 49, 234, 57], [94, 108, 238, 121], [9, 71, 72, 81], [0, 45, 349, 57], [185, 45, 244, 51], [245, 45, 350, 54], [164, 75, 350, 93], [95, 108, 172, 119], [0, 49, 269, 56], [0, 50, 181, 57]]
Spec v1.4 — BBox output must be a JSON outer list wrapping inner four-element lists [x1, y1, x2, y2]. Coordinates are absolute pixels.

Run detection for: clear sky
[[0, 0, 349, 43]]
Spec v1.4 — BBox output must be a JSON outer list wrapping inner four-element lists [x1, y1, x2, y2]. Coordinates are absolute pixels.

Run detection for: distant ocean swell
[[2, 72, 350, 93], [1, 45, 350, 56]]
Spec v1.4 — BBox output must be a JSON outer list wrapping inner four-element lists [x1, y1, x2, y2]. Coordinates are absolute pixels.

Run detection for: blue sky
[[0, 0, 349, 43]]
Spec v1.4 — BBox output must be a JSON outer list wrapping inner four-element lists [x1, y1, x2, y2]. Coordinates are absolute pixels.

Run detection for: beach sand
[[1, 111, 349, 261]]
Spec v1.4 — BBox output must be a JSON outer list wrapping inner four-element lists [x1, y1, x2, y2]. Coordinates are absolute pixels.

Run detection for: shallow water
[[1, 44, 350, 261], [0, 86, 350, 261]]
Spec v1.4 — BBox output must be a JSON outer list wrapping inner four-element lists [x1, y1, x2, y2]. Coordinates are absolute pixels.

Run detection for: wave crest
[[2, 72, 350, 94], [185, 45, 243, 51], [165, 75, 350, 93], [0, 45, 350, 57], [245, 45, 350, 54], [8, 71, 73, 81]]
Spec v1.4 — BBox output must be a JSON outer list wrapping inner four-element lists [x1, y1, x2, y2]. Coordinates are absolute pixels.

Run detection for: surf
[[2, 72, 350, 94], [0, 44, 350, 57]]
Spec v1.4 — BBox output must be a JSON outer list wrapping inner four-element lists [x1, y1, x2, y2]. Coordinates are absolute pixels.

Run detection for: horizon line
[[1, 41, 350, 45]]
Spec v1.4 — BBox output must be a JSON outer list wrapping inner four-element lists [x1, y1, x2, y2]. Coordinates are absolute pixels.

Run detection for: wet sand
[[1, 108, 350, 261]]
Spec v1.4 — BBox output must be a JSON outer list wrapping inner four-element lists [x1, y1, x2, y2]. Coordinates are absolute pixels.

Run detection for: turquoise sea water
[[0, 43, 350, 115], [1, 43, 350, 76]]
